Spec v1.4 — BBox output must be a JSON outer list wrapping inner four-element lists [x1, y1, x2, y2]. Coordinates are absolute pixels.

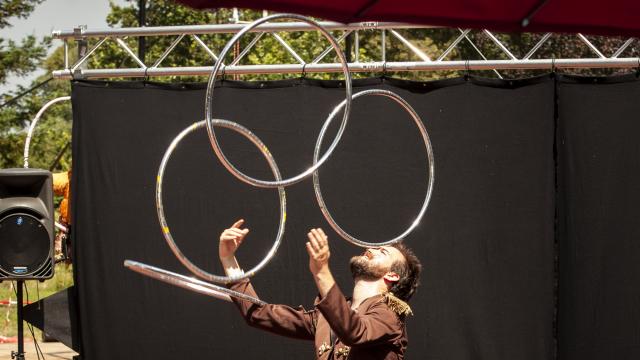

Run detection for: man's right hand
[[219, 219, 250, 261]]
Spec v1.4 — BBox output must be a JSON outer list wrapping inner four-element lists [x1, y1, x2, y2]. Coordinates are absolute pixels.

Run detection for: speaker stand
[[11, 280, 25, 360]]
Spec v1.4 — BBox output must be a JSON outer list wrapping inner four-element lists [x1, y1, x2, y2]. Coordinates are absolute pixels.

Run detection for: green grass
[[0, 264, 74, 338]]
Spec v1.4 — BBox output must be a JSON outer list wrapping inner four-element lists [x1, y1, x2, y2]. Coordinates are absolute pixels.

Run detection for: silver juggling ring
[[156, 120, 286, 284], [23, 96, 72, 234], [313, 89, 435, 247], [204, 13, 353, 189], [124, 260, 266, 305]]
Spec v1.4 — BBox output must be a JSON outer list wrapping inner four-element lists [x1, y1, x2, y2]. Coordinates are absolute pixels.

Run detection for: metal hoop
[[313, 89, 435, 247], [23, 96, 72, 234], [23, 96, 71, 169], [205, 13, 352, 189], [124, 260, 266, 305], [156, 120, 286, 284]]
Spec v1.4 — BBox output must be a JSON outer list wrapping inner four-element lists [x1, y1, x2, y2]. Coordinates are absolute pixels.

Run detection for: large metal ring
[[204, 13, 352, 188], [23, 96, 71, 169], [313, 89, 435, 247], [23, 96, 72, 234], [156, 120, 286, 284], [124, 260, 266, 305]]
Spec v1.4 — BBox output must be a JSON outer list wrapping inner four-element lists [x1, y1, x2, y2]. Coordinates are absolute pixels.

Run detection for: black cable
[[24, 284, 45, 360], [0, 76, 53, 109], [27, 322, 43, 360], [12, 282, 44, 360], [48, 141, 71, 171]]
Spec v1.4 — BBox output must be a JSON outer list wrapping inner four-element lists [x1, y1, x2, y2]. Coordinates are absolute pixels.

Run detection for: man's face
[[349, 246, 405, 280]]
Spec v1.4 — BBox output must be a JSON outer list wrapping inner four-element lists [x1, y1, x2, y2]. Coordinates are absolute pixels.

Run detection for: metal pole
[[345, 33, 353, 63], [52, 22, 433, 39], [17, 281, 23, 357], [382, 30, 386, 62], [12, 281, 25, 360], [63, 40, 69, 68], [76, 26, 88, 71], [138, 0, 146, 64], [52, 58, 640, 79]]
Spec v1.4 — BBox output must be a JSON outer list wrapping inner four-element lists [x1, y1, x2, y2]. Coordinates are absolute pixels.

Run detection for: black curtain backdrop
[[557, 74, 640, 360], [66, 74, 636, 360]]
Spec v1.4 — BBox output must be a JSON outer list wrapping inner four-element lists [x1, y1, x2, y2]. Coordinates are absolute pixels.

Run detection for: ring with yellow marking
[[155, 119, 286, 284]]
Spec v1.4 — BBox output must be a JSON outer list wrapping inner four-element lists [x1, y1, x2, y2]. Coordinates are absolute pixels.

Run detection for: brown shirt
[[229, 280, 408, 359]]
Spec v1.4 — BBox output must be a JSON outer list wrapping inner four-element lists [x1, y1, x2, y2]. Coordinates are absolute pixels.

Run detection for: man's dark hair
[[389, 242, 422, 302]]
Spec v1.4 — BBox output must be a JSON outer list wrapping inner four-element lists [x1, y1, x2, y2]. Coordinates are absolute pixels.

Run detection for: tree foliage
[[0, 0, 43, 26], [0, 0, 50, 85], [0, 0, 55, 168], [0, 36, 69, 169], [87, 1, 454, 81], [0, 35, 50, 84]]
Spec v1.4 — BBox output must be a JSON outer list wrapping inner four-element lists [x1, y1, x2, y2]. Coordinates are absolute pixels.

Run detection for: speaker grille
[[0, 213, 51, 277]]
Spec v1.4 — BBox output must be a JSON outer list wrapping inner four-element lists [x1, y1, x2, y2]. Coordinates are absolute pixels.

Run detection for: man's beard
[[350, 256, 388, 280]]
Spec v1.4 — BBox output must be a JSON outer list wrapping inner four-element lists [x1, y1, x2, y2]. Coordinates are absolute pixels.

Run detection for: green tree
[[0, 0, 51, 85], [0, 35, 50, 85], [0, 0, 55, 169], [94, 1, 357, 81]]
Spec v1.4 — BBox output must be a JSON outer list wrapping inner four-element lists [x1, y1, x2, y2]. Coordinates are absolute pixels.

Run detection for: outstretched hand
[[219, 219, 250, 260], [306, 228, 335, 298], [306, 228, 330, 276]]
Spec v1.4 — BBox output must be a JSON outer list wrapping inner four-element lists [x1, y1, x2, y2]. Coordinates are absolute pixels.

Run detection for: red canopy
[[176, 0, 640, 37]]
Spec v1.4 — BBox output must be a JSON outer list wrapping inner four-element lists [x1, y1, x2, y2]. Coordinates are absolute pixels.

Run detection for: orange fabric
[[53, 170, 71, 224]]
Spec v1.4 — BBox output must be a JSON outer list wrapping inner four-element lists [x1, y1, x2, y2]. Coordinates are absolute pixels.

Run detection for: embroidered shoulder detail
[[383, 292, 413, 317], [226, 267, 245, 277]]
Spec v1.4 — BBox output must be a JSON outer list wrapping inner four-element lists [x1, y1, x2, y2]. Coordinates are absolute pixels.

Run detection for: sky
[[1, 0, 129, 94]]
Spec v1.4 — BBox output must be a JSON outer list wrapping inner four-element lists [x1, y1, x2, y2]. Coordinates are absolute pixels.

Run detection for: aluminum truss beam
[[52, 22, 433, 38], [52, 59, 640, 79], [52, 21, 640, 79]]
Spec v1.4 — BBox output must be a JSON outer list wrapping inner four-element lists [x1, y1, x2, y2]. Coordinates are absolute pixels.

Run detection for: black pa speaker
[[0, 168, 55, 280]]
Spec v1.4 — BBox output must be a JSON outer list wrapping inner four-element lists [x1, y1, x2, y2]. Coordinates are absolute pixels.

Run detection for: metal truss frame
[[52, 20, 640, 79]]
